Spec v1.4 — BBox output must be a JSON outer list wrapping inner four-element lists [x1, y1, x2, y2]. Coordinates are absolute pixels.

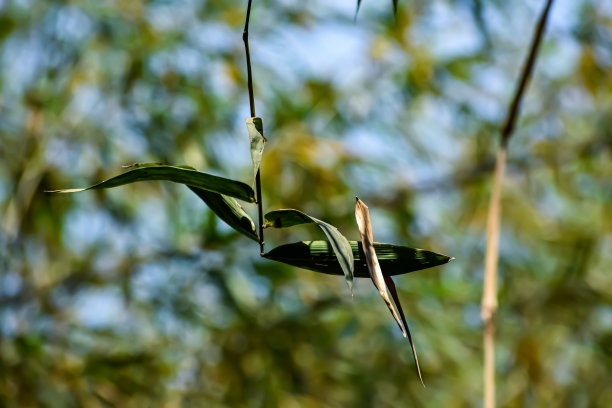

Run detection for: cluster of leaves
[[2, 0, 612, 406], [48, 113, 451, 384]]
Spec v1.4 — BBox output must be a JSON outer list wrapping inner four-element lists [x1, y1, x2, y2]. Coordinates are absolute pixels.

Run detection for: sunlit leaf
[[46, 163, 256, 203], [245, 117, 266, 187], [355, 197, 406, 336], [263, 240, 451, 277], [189, 187, 258, 242], [265, 209, 354, 295]]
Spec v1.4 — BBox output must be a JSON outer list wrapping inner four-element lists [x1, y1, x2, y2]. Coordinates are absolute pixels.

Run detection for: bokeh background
[[1, 0, 611, 406]]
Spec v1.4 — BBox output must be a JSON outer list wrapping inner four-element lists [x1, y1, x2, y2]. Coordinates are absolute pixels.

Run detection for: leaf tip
[[45, 188, 84, 194], [355, 0, 362, 22]]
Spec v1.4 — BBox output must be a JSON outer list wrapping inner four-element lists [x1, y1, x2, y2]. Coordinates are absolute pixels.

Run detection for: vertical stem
[[243, 0, 265, 255], [480, 1, 553, 406], [243, 0, 255, 118], [482, 147, 506, 323], [482, 146, 506, 408], [483, 317, 496, 408]]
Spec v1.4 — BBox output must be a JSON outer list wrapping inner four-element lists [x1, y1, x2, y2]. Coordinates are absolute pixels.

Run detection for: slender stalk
[[483, 316, 496, 408], [481, 1, 554, 407], [482, 148, 506, 322], [500, 0, 554, 147], [482, 146, 505, 408], [243, 0, 256, 117], [242, 0, 265, 255]]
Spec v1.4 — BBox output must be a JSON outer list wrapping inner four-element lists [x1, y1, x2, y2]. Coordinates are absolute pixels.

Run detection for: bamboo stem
[[482, 147, 506, 408], [483, 316, 496, 408], [481, 1, 554, 406], [242, 0, 265, 255], [482, 147, 506, 323]]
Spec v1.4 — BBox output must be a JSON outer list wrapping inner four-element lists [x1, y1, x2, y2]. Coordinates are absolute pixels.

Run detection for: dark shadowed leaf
[[189, 187, 258, 242], [384, 275, 424, 386], [245, 117, 266, 187], [265, 209, 354, 294], [263, 240, 451, 277], [46, 163, 256, 203]]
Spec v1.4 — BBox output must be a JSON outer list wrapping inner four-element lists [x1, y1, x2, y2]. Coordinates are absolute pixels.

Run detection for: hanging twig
[[481, 1, 554, 407], [242, 0, 265, 255], [500, 0, 555, 147]]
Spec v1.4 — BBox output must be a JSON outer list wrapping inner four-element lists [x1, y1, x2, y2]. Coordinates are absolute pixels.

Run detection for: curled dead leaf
[[355, 197, 425, 386]]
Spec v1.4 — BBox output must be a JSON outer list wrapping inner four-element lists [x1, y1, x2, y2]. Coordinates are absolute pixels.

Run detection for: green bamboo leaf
[[392, 0, 398, 15], [188, 187, 258, 242], [264, 209, 313, 228], [355, 0, 362, 19], [264, 209, 354, 295], [245, 117, 266, 187], [46, 163, 256, 203], [263, 240, 452, 278]]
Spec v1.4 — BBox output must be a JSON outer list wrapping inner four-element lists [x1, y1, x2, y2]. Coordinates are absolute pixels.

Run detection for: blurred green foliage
[[1, 0, 611, 406]]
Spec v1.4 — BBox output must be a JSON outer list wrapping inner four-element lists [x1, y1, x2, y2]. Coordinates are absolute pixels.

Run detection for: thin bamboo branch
[[500, 0, 554, 147], [243, 0, 255, 118], [482, 146, 507, 322], [483, 314, 496, 408], [482, 146, 505, 408], [242, 0, 265, 255], [481, 1, 554, 407]]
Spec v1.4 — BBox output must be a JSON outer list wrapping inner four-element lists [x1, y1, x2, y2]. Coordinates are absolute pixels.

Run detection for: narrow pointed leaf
[[384, 275, 425, 387], [263, 240, 451, 277], [392, 0, 398, 15], [355, 0, 362, 20], [264, 209, 313, 228], [265, 209, 354, 294], [46, 163, 256, 203], [245, 117, 266, 187], [355, 197, 405, 337], [189, 186, 258, 242]]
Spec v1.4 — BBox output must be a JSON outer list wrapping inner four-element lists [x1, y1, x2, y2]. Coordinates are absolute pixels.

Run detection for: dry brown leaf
[[355, 197, 425, 386], [384, 275, 425, 386], [354, 197, 406, 337]]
